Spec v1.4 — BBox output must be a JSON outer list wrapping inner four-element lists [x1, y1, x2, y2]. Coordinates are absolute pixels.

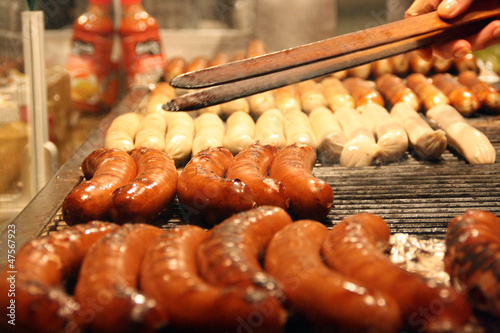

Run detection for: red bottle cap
[[121, 0, 142, 4]]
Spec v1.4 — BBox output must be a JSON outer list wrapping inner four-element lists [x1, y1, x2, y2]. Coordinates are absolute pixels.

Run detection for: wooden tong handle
[[170, 0, 500, 89]]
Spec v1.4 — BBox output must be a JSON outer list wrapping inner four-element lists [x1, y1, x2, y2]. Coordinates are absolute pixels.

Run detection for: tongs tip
[[162, 100, 180, 112]]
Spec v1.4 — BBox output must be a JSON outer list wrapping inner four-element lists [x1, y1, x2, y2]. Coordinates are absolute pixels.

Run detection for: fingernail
[[438, 0, 458, 16], [494, 26, 500, 38], [454, 48, 470, 58]]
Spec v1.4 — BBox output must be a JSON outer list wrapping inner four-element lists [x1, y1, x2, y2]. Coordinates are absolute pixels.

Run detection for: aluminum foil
[[389, 233, 450, 286]]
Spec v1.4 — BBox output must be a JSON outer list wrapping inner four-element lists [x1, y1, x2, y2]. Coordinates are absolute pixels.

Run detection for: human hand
[[405, 0, 500, 59]]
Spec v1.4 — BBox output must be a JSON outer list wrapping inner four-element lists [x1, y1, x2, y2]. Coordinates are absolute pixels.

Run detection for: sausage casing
[[226, 142, 289, 209], [406, 73, 450, 111], [269, 143, 333, 220], [322, 213, 472, 332], [197, 206, 292, 299], [62, 148, 137, 225], [0, 221, 118, 333], [140, 225, 287, 332], [445, 210, 500, 317], [432, 73, 480, 116], [343, 77, 385, 107], [176, 146, 255, 226], [109, 147, 178, 224], [375, 73, 421, 110], [74, 224, 166, 332], [458, 70, 500, 112], [265, 220, 403, 332]]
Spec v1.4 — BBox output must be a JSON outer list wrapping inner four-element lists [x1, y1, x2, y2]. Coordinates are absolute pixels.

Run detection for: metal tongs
[[163, 0, 500, 111]]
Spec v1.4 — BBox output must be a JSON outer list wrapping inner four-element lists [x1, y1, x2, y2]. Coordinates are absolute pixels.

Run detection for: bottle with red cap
[[119, 0, 165, 87], [66, 0, 118, 113]]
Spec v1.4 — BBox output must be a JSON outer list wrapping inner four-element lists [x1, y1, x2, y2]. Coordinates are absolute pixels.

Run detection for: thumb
[[437, 0, 475, 19]]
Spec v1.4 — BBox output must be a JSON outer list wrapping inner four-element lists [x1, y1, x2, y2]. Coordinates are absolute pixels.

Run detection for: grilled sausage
[[0, 222, 117, 333], [445, 210, 500, 317], [164, 56, 186, 83], [269, 143, 333, 220], [322, 213, 472, 332], [140, 225, 287, 332], [343, 77, 385, 107], [192, 112, 225, 156], [453, 53, 479, 73], [334, 106, 380, 167], [109, 147, 178, 224], [222, 110, 255, 155], [254, 108, 286, 149], [309, 106, 346, 165], [197, 206, 292, 300], [283, 110, 317, 148], [390, 102, 447, 160], [371, 58, 393, 77], [226, 142, 289, 209], [275, 85, 302, 114], [426, 104, 496, 164], [431, 73, 480, 116], [406, 73, 450, 111], [62, 148, 137, 225], [164, 111, 194, 166], [297, 79, 328, 114], [146, 82, 176, 114], [265, 220, 403, 332], [358, 103, 409, 163], [389, 53, 410, 76], [458, 70, 500, 112], [176, 146, 255, 226], [408, 50, 433, 75], [134, 111, 167, 151], [375, 73, 421, 110], [348, 62, 372, 79], [104, 112, 143, 152], [432, 56, 453, 73], [320, 76, 356, 110], [74, 224, 166, 333]]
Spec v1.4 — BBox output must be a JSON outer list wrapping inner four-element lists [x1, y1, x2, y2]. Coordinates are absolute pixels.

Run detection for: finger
[[437, 0, 474, 19], [405, 0, 441, 18], [416, 47, 434, 61], [431, 39, 471, 59], [467, 20, 500, 51]]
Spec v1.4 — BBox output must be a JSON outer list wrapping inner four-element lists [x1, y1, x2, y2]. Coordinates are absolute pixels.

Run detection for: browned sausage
[[0, 221, 117, 333], [140, 224, 287, 332], [389, 53, 410, 76], [406, 73, 450, 110], [208, 52, 231, 67], [197, 206, 292, 299], [109, 147, 178, 224], [226, 142, 289, 209], [445, 210, 500, 317], [74, 224, 166, 332], [246, 39, 267, 58], [176, 146, 256, 226], [432, 73, 481, 116], [62, 148, 137, 225], [453, 53, 479, 73], [408, 51, 433, 75], [458, 70, 500, 112], [322, 213, 472, 332], [375, 73, 421, 110], [371, 58, 393, 77], [343, 77, 385, 107], [265, 220, 403, 332], [186, 55, 210, 73], [269, 143, 333, 220], [164, 56, 186, 83], [432, 56, 453, 73]]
